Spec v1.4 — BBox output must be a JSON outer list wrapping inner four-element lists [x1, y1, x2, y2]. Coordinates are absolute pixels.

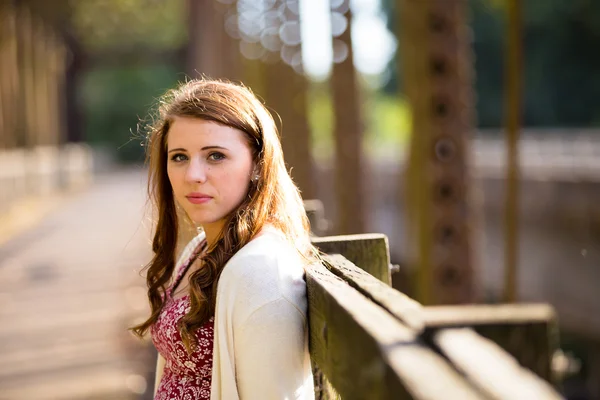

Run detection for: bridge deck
[[0, 169, 151, 400], [1, 138, 599, 397]]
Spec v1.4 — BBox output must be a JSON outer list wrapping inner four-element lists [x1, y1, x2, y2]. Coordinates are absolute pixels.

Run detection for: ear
[[251, 160, 259, 177], [250, 161, 260, 183]]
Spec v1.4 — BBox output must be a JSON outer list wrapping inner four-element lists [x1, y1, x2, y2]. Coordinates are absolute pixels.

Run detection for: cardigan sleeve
[[234, 297, 314, 400]]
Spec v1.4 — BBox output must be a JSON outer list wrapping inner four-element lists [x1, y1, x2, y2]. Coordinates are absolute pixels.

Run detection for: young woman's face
[[166, 117, 255, 233]]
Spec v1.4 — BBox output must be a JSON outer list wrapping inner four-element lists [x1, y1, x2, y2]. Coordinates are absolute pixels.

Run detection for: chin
[[189, 213, 223, 227]]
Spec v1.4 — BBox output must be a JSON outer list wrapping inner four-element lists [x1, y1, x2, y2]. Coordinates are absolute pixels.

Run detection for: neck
[[201, 221, 275, 247], [201, 221, 225, 247]]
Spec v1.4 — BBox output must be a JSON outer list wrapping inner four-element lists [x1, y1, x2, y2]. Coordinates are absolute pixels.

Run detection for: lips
[[186, 193, 212, 204]]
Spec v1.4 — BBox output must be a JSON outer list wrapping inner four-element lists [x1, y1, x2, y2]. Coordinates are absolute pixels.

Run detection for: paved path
[[0, 168, 153, 400]]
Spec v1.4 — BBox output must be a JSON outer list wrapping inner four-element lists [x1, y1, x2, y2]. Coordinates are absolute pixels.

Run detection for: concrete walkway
[[0, 168, 153, 400]]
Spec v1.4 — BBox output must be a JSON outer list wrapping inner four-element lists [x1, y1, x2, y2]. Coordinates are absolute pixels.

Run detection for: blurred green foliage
[[81, 64, 182, 162], [308, 83, 411, 159], [70, 0, 186, 52], [366, 94, 411, 150], [307, 83, 334, 159]]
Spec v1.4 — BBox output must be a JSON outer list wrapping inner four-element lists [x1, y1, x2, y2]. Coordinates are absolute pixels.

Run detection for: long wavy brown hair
[[130, 79, 317, 352]]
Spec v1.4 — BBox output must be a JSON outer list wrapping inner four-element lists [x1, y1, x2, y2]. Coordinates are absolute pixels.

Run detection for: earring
[[251, 174, 259, 183]]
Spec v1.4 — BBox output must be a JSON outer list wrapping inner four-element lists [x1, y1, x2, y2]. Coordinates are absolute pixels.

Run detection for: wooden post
[[330, 0, 366, 235], [312, 234, 392, 285], [398, 0, 477, 305]]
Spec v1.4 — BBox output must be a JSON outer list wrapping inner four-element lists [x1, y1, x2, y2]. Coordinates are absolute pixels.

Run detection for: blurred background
[[0, 0, 599, 399]]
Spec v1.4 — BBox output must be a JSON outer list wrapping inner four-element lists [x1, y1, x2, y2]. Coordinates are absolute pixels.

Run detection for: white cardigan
[[171, 228, 315, 400]]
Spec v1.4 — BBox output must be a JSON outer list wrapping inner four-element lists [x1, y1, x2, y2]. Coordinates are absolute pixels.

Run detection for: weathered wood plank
[[312, 233, 391, 285], [320, 254, 558, 384], [323, 253, 424, 332], [305, 261, 487, 400], [312, 362, 340, 400], [422, 304, 558, 382], [422, 304, 555, 326], [432, 328, 564, 399]]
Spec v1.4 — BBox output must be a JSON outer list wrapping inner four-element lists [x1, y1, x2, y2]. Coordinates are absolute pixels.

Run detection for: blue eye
[[208, 152, 226, 162], [170, 153, 188, 162]]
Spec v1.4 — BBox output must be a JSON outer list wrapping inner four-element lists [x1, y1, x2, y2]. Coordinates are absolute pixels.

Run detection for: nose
[[185, 157, 207, 183]]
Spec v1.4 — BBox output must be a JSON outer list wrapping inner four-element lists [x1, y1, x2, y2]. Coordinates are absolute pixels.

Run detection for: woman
[[130, 79, 317, 399]]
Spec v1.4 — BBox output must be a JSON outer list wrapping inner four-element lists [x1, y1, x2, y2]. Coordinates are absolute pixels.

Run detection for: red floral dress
[[151, 242, 214, 400]]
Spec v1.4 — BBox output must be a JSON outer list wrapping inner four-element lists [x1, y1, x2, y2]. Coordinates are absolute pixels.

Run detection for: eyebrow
[[167, 146, 228, 153]]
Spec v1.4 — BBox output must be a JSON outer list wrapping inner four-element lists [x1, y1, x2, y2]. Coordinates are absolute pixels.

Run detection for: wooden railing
[[132, 200, 565, 399], [0, 144, 93, 213], [306, 232, 563, 399]]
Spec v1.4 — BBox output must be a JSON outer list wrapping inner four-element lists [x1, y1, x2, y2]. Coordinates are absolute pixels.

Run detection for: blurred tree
[[0, 2, 21, 149], [187, 0, 241, 81], [264, 61, 316, 200], [262, 0, 316, 200], [0, 1, 67, 149], [81, 64, 179, 162], [20, 0, 86, 143]]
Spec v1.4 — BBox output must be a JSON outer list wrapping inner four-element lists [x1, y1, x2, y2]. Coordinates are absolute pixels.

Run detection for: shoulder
[[225, 229, 304, 280], [217, 228, 308, 318]]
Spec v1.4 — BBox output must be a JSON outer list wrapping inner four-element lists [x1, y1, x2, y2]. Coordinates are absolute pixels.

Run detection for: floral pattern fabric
[[151, 242, 213, 400]]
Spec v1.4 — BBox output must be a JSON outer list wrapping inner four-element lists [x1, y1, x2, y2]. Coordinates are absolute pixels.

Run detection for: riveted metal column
[[399, 0, 477, 305]]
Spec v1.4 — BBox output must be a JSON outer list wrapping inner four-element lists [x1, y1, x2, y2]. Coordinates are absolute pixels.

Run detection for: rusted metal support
[[330, 0, 366, 235], [503, 0, 522, 303]]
